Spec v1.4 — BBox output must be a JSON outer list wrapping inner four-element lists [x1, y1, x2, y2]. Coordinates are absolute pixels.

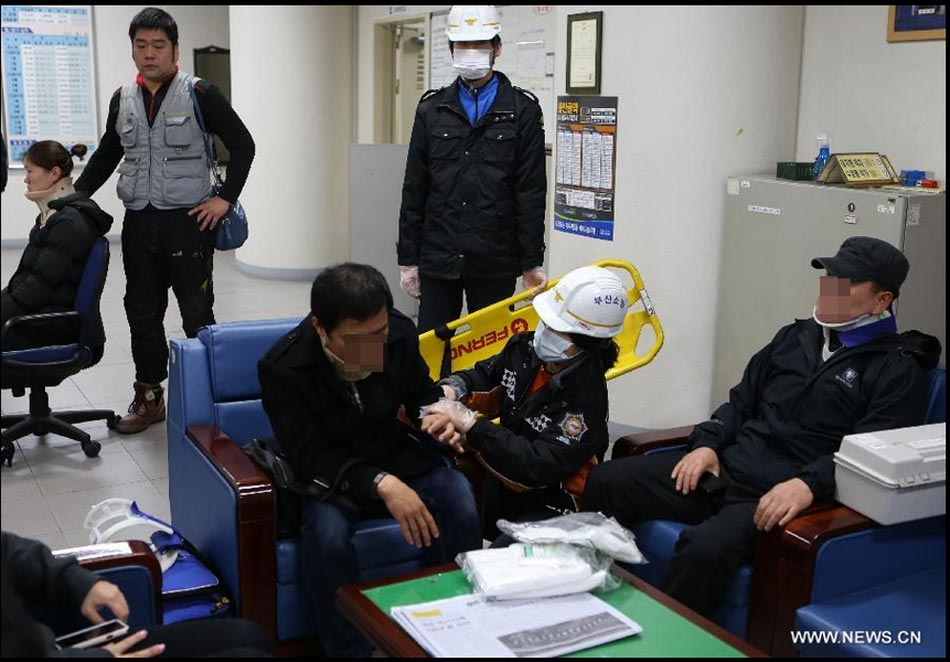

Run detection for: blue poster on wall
[[1, 5, 98, 166], [553, 95, 617, 242]]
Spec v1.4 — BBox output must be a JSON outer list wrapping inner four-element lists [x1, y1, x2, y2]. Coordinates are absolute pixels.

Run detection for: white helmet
[[446, 5, 501, 42], [533, 266, 628, 339]]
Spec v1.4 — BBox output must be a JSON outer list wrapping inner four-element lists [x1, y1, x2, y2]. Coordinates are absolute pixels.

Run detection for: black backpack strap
[[434, 324, 455, 379]]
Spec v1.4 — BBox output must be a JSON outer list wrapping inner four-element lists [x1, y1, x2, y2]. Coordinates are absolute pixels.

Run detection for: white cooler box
[[833, 423, 946, 525]]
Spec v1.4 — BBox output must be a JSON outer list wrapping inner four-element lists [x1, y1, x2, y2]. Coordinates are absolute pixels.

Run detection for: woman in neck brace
[[421, 266, 628, 544], [1, 141, 113, 352]]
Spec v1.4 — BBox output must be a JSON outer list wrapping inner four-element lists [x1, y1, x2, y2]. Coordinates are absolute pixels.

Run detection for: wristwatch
[[372, 471, 390, 498]]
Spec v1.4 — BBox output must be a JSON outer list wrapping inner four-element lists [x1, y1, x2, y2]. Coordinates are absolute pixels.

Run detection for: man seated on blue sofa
[[258, 262, 481, 657], [583, 236, 941, 619]]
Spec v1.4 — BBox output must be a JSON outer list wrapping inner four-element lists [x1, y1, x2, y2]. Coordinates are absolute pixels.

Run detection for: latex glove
[[420, 398, 478, 433], [400, 266, 421, 298], [421, 412, 465, 454], [522, 267, 548, 294]]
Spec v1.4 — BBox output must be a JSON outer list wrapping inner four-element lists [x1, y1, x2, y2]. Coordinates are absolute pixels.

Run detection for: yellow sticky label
[[410, 609, 443, 618]]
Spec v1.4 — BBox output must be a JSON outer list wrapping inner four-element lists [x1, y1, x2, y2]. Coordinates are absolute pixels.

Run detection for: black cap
[[811, 236, 909, 296]]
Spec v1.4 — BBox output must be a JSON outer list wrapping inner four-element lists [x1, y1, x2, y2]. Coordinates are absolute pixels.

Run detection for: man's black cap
[[811, 236, 909, 296]]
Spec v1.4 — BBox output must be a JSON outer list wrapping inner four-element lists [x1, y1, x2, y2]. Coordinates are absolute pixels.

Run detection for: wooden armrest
[[612, 425, 694, 458], [79, 540, 162, 622], [185, 424, 277, 642], [748, 504, 875, 656]]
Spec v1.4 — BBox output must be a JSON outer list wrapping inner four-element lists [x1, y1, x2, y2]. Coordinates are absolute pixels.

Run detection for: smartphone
[[54, 619, 129, 650], [696, 471, 728, 496]]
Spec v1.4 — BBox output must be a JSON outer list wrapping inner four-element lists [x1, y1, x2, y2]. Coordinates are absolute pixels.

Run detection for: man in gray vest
[[76, 8, 255, 433]]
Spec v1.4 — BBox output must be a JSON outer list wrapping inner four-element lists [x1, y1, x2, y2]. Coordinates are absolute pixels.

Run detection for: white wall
[[1, 5, 229, 243], [797, 6, 946, 180], [547, 6, 804, 428]]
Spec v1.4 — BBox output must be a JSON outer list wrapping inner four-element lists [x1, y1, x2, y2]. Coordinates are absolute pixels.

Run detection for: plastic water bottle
[[812, 133, 831, 181]]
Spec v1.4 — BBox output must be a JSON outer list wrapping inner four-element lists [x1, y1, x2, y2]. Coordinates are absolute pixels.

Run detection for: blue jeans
[[300, 465, 480, 657]]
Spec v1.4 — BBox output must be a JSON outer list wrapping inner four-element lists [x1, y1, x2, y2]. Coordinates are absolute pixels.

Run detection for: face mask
[[452, 48, 492, 81], [319, 330, 374, 382], [532, 321, 576, 363]]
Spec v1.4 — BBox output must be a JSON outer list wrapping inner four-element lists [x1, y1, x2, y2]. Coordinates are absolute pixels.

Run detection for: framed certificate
[[887, 5, 946, 43], [566, 11, 602, 95]]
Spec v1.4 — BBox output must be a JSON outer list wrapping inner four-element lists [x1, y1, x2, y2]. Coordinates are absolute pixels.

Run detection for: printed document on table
[[391, 592, 642, 657]]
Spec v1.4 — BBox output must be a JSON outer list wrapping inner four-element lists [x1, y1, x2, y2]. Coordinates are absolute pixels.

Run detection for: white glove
[[420, 398, 478, 433], [400, 266, 421, 298], [522, 267, 548, 292]]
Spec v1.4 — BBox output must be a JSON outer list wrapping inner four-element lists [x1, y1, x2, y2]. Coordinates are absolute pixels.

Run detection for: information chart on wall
[[554, 95, 617, 241], [1, 5, 98, 166]]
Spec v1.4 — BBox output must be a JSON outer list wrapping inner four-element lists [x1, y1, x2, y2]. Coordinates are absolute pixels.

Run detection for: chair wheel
[[35, 423, 49, 436], [82, 440, 101, 458], [106, 414, 120, 430], [1, 445, 14, 468]]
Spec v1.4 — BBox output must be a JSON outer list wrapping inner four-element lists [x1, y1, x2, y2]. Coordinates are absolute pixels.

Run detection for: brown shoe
[[116, 381, 166, 435]]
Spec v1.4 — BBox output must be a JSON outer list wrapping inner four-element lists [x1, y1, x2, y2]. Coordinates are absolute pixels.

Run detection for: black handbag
[[188, 78, 248, 251], [243, 437, 366, 536]]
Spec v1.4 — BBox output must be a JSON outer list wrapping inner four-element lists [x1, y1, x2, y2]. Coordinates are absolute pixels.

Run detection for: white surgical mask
[[452, 48, 492, 81], [532, 321, 575, 363]]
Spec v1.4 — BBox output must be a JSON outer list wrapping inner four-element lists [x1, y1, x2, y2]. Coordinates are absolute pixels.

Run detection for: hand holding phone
[[55, 618, 129, 650]]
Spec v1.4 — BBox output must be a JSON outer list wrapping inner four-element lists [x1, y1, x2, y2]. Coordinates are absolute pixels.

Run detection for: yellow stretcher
[[418, 259, 664, 382]]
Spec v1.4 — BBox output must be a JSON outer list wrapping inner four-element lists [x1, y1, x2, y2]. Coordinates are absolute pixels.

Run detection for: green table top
[[362, 569, 746, 657]]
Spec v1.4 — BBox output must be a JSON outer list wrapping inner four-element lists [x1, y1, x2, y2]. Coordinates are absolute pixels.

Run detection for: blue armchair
[[612, 365, 946, 655], [2, 237, 118, 466], [166, 318, 428, 645]]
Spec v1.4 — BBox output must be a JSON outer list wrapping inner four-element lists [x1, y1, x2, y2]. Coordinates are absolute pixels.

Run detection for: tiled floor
[[1, 245, 311, 549]]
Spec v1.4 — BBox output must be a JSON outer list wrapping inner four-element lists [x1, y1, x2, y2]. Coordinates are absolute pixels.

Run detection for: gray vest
[[115, 71, 213, 211]]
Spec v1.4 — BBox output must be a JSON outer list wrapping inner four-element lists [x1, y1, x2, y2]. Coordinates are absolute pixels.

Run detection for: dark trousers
[[299, 465, 481, 657], [583, 451, 761, 617], [131, 617, 273, 657], [122, 208, 215, 384], [417, 275, 516, 333]]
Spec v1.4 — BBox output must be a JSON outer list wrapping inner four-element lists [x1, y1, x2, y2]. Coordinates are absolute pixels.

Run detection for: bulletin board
[[429, 5, 556, 139], [1, 5, 99, 167]]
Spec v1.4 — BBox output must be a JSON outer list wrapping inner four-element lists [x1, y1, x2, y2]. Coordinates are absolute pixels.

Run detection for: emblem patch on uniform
[[527, 414, 552, 433], [502, 368, 518, 401], [560, 413, 588, 442], [835, 367, 859, 389]]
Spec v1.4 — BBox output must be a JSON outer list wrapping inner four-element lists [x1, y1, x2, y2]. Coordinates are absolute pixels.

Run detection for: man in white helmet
[[397, 5, 548, 333], [419, 266, 626, 542]]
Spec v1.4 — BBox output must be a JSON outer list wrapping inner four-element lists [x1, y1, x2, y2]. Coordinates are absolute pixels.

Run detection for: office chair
[[1, 237, 118, 466]]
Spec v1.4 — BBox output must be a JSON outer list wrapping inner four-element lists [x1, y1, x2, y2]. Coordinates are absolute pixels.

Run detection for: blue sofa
[[166, 318, 427, 643]]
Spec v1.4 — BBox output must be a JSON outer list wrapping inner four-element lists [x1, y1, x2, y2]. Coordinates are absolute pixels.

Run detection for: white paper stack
[[391, 592, 642, 658]]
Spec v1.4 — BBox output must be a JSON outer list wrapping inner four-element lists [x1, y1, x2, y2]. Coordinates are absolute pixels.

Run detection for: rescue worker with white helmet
[[398, 5, 548, 334], [421, 266, 627, 542]]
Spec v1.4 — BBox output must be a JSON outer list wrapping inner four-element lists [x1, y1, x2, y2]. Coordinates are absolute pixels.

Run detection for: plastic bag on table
[[497, 511, 645, 564], [455, 542, 619, 600]]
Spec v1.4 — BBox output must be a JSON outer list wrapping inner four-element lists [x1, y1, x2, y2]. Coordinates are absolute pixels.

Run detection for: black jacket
[[691, 319, 938, 501], [1, 193, 112, 347], [397, 72, 546, 279], [1, 531, 107, 658], [258, 310, 444, 507], [449, 333, 609, 513]]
